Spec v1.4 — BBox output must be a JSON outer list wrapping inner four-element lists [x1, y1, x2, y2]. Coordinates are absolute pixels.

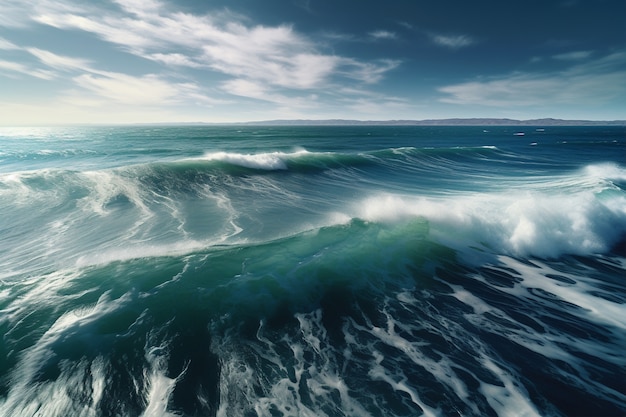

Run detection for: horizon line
[[2, 117, 625, 128]]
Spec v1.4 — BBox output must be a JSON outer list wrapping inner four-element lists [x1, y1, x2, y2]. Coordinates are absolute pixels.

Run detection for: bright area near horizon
[[1, 0, 625, 125]]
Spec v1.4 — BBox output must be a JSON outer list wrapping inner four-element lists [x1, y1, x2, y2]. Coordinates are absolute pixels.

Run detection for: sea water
[[0, 125, 624, 416]]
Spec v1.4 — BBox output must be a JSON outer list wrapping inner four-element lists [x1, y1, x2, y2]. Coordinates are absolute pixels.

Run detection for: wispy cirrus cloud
[[0, 45, 92, 80], [220, 78, 317, 109], [148, 53, 203, 68], [340, 59, 401, 84], [3, 43, 218, 106], [0, 59, 56, 80], [430, 33, 476, 49], [73, 72, 215, 106], [2, 0, 406, 122], [0, 37, 19, 50], [369, 30, 398, 41], [438, 51, 626, 107], [0, 1, 36, 28], [0, 0, 406, 125], [27, 47, 91, 71], [0, 43, 73, 80], [29, 0, 399, 96]]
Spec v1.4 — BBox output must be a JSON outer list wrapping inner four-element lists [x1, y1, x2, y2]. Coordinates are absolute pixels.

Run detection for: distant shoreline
[[134, 118, 626, 127], [4, 118, 625, 128]]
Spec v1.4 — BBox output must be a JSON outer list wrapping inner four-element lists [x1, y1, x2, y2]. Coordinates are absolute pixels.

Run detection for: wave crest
[[198, 151, 300, 170], [354, 190, 626, 259]]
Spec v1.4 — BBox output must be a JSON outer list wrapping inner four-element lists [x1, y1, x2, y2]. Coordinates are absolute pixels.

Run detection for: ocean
[[0, 125, 624, 417]]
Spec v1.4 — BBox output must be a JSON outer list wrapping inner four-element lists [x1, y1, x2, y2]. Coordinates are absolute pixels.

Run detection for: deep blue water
[[1, 125, 625, 416]]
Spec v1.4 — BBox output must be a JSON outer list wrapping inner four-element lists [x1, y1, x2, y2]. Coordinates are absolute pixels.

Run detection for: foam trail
[[368, 351, 440, 417], [0, 291, 126, 417], [140, 344, 183, 417], [214, 310, 377, 417], [478, 356, 542, 417], [500, 256, 626, 331]]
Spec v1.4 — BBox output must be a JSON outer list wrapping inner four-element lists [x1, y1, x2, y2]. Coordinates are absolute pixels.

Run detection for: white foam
[[0, 290, 131, 417], [478, 355, 542, 417], [0, 172, 30, 200], [0, 357, 104, 417], [352, 305, 474, 413], [584, 162, 626, 183], [448, 286, 493, 315], [368, 350, 440, 417], [0, 279, 187, 417], [80, 170, 151, 216], [215, 310, 376, 417], [440, 255, 626, 410], [446, 279, 575, 364], [90, 357, 107, 412], [0, 169, 65, 204], [500, 256, 626, 332], [140, 344, 183, 417], [1, 269, 85, 331], [353, 187, 626, 259], [199, 150, 310, 170]]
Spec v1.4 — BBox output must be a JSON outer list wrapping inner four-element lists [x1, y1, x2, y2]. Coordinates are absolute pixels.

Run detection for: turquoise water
[[1, 125, 625, 416]]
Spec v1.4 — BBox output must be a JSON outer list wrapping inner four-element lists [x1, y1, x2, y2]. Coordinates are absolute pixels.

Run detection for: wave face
[[0, 125, 625, 416]]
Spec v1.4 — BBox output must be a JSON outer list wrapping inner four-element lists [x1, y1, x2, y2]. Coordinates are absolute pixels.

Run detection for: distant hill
[[236, 118, 625, 126], [133, 118, 625, 127]]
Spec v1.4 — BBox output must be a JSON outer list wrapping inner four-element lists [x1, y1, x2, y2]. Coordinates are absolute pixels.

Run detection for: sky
[[0, 0, 625, 125]]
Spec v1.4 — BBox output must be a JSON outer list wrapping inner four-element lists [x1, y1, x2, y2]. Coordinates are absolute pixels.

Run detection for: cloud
[[27, 47, 91, 71], [0, 35, 218, 107], [339, 59, 401, 84], [0, 60, 56, 80], [220, 79, 269, 100], [2, 0, 404, 122], [438, 51, 626, 107], [112, 0, 163, 17], [29, 0, 398, 95], [0, 37, 19, 50], [369, 30, 398, 40], [34, 12, 159, 51], [0, 45, 57, 80], [202, 32, 341, 89], [0, 1, 33, 28], [148, 53, 203, 68], [220, 78, 313, 107], [0, 46, 89, 80], [73, 72, 214, 105], [430, 34, 475, 49]]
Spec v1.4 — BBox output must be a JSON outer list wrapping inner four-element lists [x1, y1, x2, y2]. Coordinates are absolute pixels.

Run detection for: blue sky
[[1, 0, 625, 124]]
